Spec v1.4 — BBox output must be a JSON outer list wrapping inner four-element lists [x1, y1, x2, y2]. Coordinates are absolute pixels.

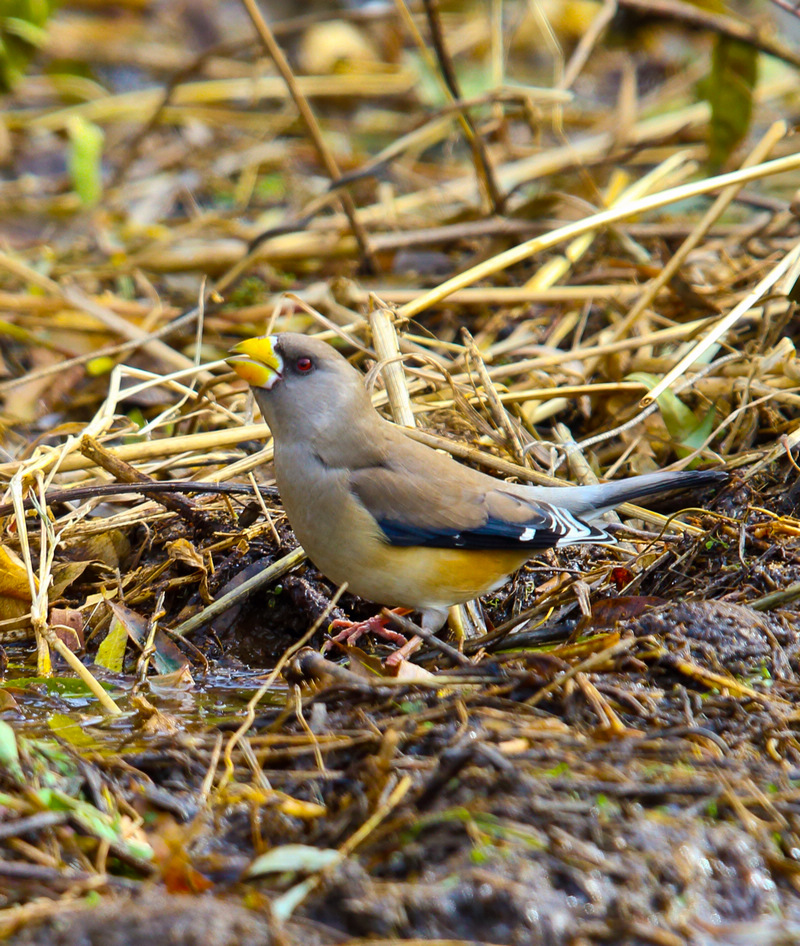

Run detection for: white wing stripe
[[545, 505, 608, 547]]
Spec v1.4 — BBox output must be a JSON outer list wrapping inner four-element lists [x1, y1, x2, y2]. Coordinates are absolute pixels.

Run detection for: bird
[[227, 332, 727, 658]]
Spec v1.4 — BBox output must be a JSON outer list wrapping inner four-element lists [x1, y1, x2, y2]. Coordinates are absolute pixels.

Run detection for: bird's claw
[[324, 610, 411, 650]]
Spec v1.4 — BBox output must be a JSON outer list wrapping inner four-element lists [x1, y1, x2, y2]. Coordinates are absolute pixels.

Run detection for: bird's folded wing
[[349, 465, 606, 551]]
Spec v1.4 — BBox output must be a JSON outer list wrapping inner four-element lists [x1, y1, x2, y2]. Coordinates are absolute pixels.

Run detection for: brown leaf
[[149, 818, 214, 894], [582, 596, 668, 631], [49, 607, 85, 651], [0, 689, 20, 712], [167, 538, 206, 572], [167, 538, 212, 603], [131, 694, 181, 735]]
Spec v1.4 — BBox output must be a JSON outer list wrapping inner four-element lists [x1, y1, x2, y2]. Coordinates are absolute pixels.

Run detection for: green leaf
[[700, 36, 757, 170], [3, 15, 48, 46], [108, 601, 186, 675], [7, 676, 93, 697], [0, 0, 57, 92], [676, 401, 717, 457], [628, 372, 693, 437], [627, 372, 716, 460], [37, 788, 153, 861], [0, 720, 23, 782], [66, 115, 105, 206]]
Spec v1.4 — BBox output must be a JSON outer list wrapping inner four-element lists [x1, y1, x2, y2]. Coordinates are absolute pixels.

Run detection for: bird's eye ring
[[296, 356, 314, 373]]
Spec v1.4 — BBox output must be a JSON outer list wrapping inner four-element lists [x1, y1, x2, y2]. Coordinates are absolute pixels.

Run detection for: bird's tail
[[521, 469, 728, 520]]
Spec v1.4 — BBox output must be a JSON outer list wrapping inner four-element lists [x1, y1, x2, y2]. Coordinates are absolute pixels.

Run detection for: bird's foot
[[324, 608, 412, 650], [385, 634, 423, 666]]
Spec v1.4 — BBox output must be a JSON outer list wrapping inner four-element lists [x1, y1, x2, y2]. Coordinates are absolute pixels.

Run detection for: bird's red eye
[[296, 356, 313, 373]]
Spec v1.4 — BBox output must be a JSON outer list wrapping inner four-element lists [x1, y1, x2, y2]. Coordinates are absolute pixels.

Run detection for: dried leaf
[[0, 689, 20, 712], [131, 694, 181, 734], [148, 665, 194, 693], [0, 545, 32, 632], [298, 20, 378, 74], [167, 538, 211, 603], [150, 820, 213, 894], [584, 596, 668, 631], [94, 612, 129, 672], [167, 537, 206, 572], [49, 607, 84, 651], [275, 795, 327, 819], [0, 545, 33, 601], [390, 659, 437, 683], [65, 531, 131, 569], [50, 560, 92, 599]]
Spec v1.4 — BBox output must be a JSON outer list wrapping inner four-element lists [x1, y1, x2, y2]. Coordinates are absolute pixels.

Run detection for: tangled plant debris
[[1, 1, 800, 943]]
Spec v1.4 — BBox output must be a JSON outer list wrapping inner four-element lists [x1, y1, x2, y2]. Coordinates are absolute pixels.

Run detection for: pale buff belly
[[296, 516, 529, 611], [341, 544, 530, 610]]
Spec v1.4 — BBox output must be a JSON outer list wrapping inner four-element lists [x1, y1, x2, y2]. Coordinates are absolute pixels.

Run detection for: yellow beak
[[226, 336, 284, 388]]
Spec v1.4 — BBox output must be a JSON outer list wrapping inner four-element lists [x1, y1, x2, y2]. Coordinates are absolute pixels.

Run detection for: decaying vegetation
[[1, 1, 800, 943]]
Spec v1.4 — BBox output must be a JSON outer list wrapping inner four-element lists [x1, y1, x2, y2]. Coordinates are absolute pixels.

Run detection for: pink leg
[[384, 606, 449, 666], [385, 634, 423, 666], [324, 608, 412, 650]]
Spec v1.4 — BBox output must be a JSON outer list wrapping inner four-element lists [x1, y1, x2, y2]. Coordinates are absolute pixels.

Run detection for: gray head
[[227, 332, 376, 445]]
